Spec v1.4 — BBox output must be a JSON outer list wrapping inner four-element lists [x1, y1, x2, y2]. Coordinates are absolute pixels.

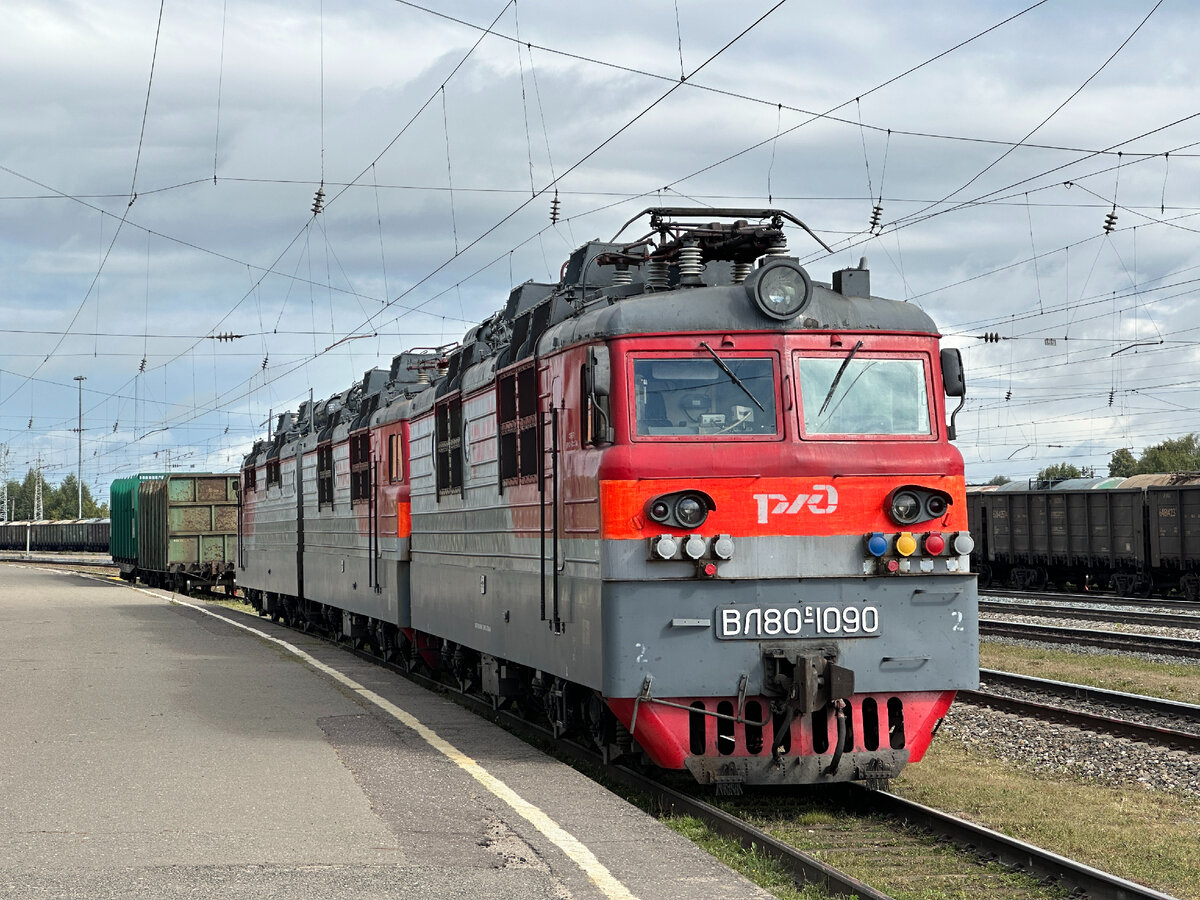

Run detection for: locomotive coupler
[[762, 648, 855, 765], [762, 647, 854, 712]]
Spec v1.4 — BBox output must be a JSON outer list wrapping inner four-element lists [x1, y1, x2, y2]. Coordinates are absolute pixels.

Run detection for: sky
[[2, 0, 1198, 507]]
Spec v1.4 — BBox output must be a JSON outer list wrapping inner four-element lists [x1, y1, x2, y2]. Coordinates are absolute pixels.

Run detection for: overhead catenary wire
[[5, 2, 1198, 485]]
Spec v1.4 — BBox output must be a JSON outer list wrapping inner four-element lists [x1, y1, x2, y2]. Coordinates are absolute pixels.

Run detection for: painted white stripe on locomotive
[[154, 589, 640, 900]]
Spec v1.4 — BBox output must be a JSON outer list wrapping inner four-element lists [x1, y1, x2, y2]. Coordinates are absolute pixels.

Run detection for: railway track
[[981, 619, 1200, 659], [983, 587, 1200, 613], [965, 668, 1200, 753], [0, 553, 116, 569], [980, 598, 1200, 630]]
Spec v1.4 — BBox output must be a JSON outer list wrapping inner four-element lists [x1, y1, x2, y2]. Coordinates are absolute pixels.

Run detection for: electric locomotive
[[239, 208, 978, 791]]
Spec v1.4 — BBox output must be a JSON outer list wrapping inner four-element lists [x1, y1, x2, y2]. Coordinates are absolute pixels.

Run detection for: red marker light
[[925, 532, 946, 555]]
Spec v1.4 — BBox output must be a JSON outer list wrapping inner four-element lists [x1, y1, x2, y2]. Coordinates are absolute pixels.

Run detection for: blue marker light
[[866, 532, 889, 557]]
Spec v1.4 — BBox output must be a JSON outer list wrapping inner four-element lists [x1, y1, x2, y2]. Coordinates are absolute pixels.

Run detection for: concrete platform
[[0, 564, 775, 900]]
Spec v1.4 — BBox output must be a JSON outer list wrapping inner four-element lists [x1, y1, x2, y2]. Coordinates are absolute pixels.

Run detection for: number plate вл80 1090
[[715, 605, 881, 640]]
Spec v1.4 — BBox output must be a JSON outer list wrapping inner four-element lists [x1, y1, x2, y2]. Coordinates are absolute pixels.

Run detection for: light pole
[[74, 375, 86, 517]]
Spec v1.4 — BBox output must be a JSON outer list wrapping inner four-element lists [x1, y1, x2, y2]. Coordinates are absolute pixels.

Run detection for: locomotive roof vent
[[832, 257, 871, 298]]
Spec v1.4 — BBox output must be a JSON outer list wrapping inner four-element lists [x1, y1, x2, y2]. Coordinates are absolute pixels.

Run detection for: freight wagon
[[109, 473, 239, 593], [0, 518, 110, 553], [967, 474, 1200, 597]]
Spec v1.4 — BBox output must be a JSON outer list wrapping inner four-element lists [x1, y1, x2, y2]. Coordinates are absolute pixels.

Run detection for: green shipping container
[[136, 473, 239, 575]]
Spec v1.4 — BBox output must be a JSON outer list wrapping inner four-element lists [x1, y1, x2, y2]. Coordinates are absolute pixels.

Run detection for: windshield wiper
[[699, 342, 765, 412], [818, 340, 864, 417]]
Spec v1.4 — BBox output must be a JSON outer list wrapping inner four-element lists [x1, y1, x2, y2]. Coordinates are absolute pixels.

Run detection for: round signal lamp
[[895, 532, 917, 557], [654, 535, 678, 559], [924, 532, 946, 555], [953, 532, 975, 555]]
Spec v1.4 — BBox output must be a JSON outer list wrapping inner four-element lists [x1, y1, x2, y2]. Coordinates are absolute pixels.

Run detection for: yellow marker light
[[895, 531, 917, 557]]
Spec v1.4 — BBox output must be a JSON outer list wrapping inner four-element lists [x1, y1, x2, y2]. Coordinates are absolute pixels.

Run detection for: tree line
[[986, 434, 1200, 486], [3, 469, 108, 520]]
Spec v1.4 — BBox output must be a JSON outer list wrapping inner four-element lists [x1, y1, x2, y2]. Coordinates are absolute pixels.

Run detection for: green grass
[[980, 640, 1200, 704]]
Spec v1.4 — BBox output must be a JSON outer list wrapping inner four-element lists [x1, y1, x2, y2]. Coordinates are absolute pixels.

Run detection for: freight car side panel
[[137, 474, 238, 575], [1148, 486, 1200, 571]]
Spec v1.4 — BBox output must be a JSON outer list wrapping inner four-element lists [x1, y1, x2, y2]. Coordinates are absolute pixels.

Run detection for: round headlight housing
[[675, 494, 708, 529], [747, 259, 812, 321], [889, 490, 922, 525]]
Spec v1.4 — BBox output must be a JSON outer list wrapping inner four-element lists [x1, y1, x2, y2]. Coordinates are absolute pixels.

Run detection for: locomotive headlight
[[746, 259, 812, 321], [648, 499, 671, 523], [889, 490, 922, 525], [674, 494, 708, 529], [925, 494, 948, 517]]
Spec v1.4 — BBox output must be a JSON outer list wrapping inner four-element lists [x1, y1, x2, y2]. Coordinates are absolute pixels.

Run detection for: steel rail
[[859, 790, 1179, 900], [980, 599, 1200, 629], [0, 553, 117, 568], [963, 669, 1200, 752], [982, 588, 1200, 612], [981, 619, 1200, 659]]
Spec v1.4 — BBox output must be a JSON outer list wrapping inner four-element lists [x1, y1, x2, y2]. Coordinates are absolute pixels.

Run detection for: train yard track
[[965, 668, 1200, 752], [980, 598, 1200, 630], [981, 619, 1200, 659], [983, 587, 1200, 613]]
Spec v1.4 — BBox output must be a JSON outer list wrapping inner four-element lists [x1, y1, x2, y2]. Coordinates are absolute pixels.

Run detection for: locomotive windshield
[[633, 357, 778, 436], [797, 354, 931, 436]]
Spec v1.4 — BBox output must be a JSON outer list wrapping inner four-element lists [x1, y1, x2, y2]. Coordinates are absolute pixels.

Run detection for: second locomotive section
[[401, 209, 978, 790]]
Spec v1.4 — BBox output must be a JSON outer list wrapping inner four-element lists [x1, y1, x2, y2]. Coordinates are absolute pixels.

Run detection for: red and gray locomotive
[[239, 208, 978, 790]]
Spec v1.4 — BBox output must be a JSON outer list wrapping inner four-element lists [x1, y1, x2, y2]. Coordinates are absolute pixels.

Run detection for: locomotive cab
[[551, 211, 979, 790]]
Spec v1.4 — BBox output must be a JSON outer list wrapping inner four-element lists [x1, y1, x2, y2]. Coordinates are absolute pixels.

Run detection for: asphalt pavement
[[0, 564, 775, 899]]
